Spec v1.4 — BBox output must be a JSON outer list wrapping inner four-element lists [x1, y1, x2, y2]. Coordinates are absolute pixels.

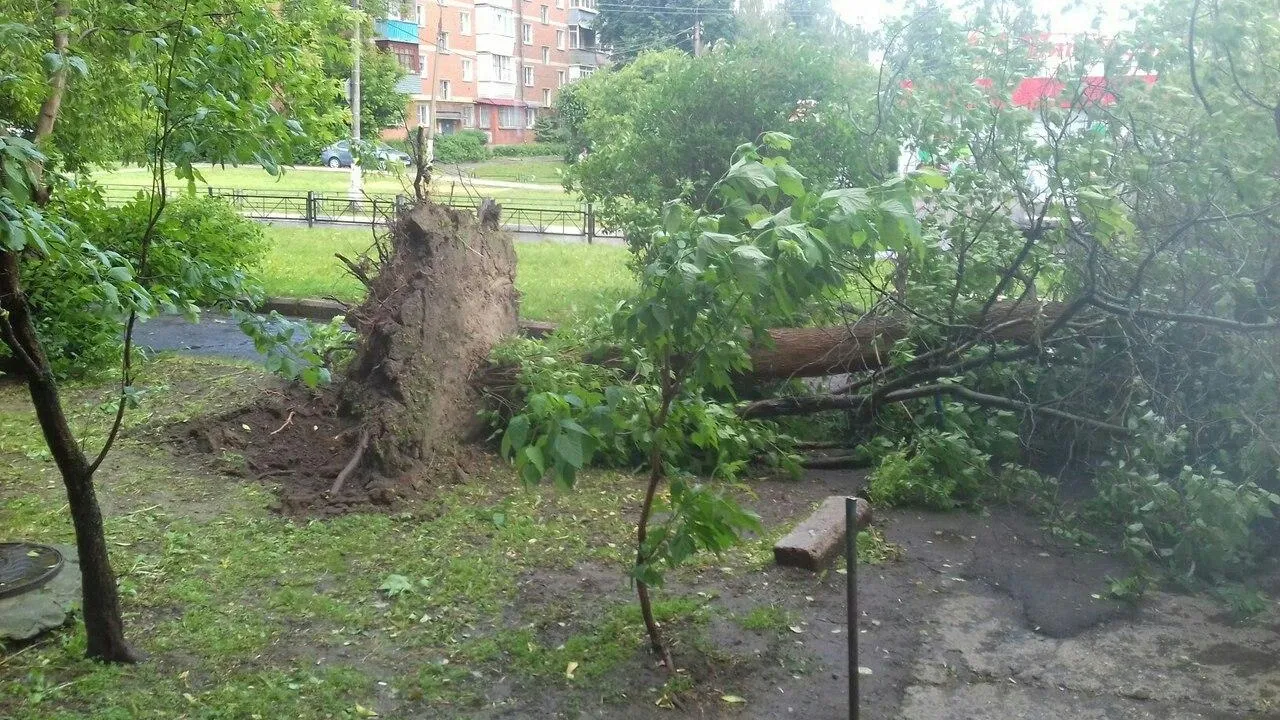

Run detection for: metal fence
[[99, 184, 600, 241]]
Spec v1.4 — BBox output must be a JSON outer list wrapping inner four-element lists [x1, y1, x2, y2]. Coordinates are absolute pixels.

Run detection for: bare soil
[[169, 404, 1280, 718], [468, 469, 1280, 719], [172, 387, 486, 514]]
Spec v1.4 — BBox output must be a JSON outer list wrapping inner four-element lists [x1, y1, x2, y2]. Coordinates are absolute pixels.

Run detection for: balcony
[[568, 7, 597, 26], [375, 19, 419, 44], [569, 47, 608, 67]]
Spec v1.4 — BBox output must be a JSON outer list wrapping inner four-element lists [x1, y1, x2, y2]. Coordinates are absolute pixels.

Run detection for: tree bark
[[478, 300, 1070, 395], [0, 252, 139, 663], [748, 301, 1067, 380]]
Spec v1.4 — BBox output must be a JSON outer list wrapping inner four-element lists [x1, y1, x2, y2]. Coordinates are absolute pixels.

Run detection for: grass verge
[[86, 163, 571, 207], [257, 224, 634, 324]]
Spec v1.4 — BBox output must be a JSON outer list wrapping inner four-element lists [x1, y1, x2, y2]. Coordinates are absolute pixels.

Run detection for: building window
[[439, 31, 450, 50], [570, 0, 596, 7], [462, 58, 473, 81], [540, 5, 548, 22], [498, 106, 521, 129], [493, 55, 512, 82], [522, 65, 534, 86], [541, 46, 550, 63], [542, 88, 550, 105], [439, 79, 451, 99], [417, 103, 429, 127], [522, 23, 532, 44], [556, 0, 564, 7], [463, 107, 474, 127], [526, 107, 537, 128], [556, 70, 565, 87], [415, 3, 424, 24], [556, 30, 564, 49], [419, 55, 428, 78], [459, 11, 471, 34], [477, 106, 490, 128], [569, 26, 579, 49]]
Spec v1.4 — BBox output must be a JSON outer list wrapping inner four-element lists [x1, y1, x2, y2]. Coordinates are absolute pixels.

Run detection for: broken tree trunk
[[774, 496, 873, 570], [747, 300, 1067, 380], [339, 201, 519, 487], [478, 300, 1070, 396]]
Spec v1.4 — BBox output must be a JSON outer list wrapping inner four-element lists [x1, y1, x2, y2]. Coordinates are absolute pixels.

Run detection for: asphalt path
[[136, 313, 265, 361]]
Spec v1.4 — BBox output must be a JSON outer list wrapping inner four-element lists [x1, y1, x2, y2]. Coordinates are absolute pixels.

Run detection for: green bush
[[122, 194, 268, 307], [434, 130, 490, 164], [867, 430, 991, 510], [1089, 423, 1280, 580], [491, 143, 567, 158], [11, 187, 267, 376]]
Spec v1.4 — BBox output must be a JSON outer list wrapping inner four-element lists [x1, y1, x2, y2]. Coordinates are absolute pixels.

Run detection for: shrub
[[1089, 425, 1280, 580], [433, 130, 490, 164], [867, 430, 991, 510], [10, 187, 267, 376], [491, 143, 568, 158]]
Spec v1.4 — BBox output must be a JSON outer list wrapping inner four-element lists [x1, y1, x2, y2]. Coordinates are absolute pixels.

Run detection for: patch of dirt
[[170, 387, 487, 514], [444, 472, 1280, 719]]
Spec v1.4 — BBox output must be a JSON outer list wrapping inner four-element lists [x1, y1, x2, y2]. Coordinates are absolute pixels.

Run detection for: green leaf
[[725, 160, 777, 192], [773, 163, 806, 199], [760, 131, 794, 150], [731, 244, 769, 264], [661, 202, 686, 234], [913, 167, 948, 189], [504, 415, 530, 456], [555, 430, 585, 469], [522, 445, 545, 474]]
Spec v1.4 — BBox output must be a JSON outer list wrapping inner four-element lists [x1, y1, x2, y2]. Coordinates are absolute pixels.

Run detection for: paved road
[[136, 313, 264, 361]]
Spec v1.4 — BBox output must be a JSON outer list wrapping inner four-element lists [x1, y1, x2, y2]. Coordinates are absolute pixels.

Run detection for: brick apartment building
[[374, 0, 607, 145]]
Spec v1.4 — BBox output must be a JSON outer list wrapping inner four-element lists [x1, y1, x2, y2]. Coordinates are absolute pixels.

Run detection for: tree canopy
[[556, 29, 892, 234], [596, 0, 737, 62]]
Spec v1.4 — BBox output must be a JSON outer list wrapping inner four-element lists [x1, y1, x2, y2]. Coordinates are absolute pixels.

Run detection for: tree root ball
[[341, 201, 519, 480]]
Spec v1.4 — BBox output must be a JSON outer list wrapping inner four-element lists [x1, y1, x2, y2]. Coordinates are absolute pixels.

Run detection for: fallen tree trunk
[[479, 299, 1071, 395], [748, 300, 1067, 379]]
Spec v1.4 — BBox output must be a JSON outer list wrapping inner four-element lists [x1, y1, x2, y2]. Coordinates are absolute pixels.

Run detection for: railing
[[99, 184, 600, 241]]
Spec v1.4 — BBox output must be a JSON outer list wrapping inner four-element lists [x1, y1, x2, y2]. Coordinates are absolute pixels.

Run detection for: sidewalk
[[300, 163, 562, 192]]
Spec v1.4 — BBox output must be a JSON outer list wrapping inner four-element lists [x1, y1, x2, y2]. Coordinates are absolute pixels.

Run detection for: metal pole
[[424, 0, 446, 165], [846, 497, 859, 720], [692, 15, 702, 56], [586, 202, 594, 244], [307, 190, 315, 227], [348, 0, 363, 199]]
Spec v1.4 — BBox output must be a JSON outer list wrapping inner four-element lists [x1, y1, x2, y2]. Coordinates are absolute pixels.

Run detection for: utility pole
[[692, 14, 702, 56], [424, 0, 446, 164], [349, 0, 363, 199]]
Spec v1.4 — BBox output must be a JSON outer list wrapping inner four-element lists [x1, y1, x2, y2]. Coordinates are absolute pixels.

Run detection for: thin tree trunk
[[635, 383, 675, 670], [0, 253, 139, 663], [30, 0, 69, 202]]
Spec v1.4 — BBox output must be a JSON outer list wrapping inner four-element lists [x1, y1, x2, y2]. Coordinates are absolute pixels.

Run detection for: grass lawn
[[452, 157, 566, 185], [0, 356, 758, 719], [0, 354, 873, 719], [88, 162, 572, 207], [257, 224, 633, 324]]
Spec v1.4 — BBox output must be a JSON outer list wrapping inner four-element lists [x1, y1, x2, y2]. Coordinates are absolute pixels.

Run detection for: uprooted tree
[[255, 0, 1278, 665]]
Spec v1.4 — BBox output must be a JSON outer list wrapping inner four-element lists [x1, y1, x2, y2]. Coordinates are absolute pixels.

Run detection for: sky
[[829, 0, 1139, 34]]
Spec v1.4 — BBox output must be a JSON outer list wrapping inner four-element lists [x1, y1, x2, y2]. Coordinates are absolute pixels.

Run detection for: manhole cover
[[0, 543, 64, 600]]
